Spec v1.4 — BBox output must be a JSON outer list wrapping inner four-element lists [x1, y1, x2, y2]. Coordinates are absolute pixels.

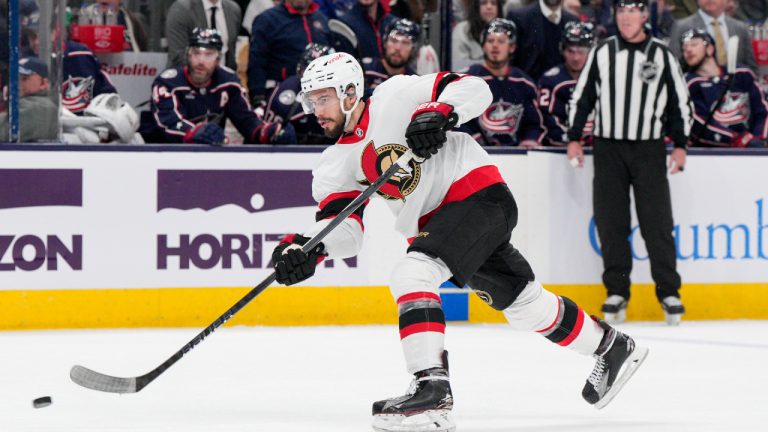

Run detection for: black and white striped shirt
[[567, 35, 692, 148]]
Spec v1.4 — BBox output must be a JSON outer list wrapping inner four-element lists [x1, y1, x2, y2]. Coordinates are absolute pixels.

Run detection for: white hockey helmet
[[299, 52, 364, 128], [83, 93, 139, 143]]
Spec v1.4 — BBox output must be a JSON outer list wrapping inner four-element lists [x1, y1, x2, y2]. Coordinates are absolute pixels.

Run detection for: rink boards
[[1, 146, 767, 329]]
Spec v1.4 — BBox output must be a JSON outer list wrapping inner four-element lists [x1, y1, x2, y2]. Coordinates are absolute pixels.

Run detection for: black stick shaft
[[132, 150, 416, 391]]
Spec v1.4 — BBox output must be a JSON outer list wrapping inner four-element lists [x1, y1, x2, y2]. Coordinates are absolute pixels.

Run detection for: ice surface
[[2, 321, 766, 431]]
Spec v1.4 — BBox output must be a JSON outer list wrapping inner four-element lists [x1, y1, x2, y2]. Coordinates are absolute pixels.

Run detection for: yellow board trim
[[1, 283, 767, 330]]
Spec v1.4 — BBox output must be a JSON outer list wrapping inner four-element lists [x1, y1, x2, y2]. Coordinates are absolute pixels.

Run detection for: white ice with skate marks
[[2, 321, 766, 432]]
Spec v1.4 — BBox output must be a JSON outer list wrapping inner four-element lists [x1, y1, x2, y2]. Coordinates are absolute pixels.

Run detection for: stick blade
[[70, 365, 138, 394]]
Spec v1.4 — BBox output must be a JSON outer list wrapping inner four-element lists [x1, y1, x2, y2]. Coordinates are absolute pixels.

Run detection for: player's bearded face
[[310, 88, 346, 138], [187, 48, 219, 84], [384, 35, 413, 69], [483, 33, 513, 68]]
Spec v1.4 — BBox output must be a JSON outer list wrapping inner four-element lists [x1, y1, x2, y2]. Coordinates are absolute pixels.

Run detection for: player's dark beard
[[385, 52, 408, 69], [321, 115, 345, 138]]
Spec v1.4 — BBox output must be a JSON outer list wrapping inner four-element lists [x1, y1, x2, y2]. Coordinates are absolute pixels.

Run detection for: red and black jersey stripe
[[315, 191, 368, 229]]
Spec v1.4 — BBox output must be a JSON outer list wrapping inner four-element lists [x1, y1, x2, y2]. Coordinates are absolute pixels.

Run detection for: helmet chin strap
[[341, 96, 361, 129]]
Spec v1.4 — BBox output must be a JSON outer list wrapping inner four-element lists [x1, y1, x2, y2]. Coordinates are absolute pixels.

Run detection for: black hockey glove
[[405, 102, 460, 160], [272, 234, 326, 285]]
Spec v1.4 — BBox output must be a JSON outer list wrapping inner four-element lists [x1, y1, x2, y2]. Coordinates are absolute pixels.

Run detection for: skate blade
[[603, 309, 626, 324], [594, 345, 649, 409], [372, 410, 455, 432], [664, 312, 682, 326]]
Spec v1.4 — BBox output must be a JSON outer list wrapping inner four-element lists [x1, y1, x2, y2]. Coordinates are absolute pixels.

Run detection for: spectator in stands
[[265, 43, 336, 144], [539, 21, 594, 146], [336, 0, 398, 60], [143, 28, 293, 145], [452, 0, 502, 71], [506, 0, 578, 80], [79, 0, 149, 52], [166, 0, 242, 70], [669, 0, 757, 73], [242, 0, 278, 32], [0, 57, 58, 142], [248, 0, 331, 104], [362, 18, 419, 97], [460, 18, 547, 146], [62, 40, 120, 115], [682, 28, 767, 147]]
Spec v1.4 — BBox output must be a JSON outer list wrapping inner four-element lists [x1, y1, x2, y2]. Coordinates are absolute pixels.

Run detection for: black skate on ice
[[372, 352, 455, 432], [582, 319, 649, 409], [601, 295, 628, 324]]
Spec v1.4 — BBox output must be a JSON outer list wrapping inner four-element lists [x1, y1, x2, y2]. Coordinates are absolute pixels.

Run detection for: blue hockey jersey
[[265, 75, 334, 144], [62, 41, 117, 114], [686, 67, 768, 147], [538, 65, 594, 145], [361, 56, 415, 98], [459, 64, 546, 146], [144, 66, 264, 143]]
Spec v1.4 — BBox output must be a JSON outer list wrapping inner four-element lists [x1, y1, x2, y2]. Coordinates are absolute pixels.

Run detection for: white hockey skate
[[660, 296, 685, 326], [601, 295, 628, 324], [583, 319, 649, 409]]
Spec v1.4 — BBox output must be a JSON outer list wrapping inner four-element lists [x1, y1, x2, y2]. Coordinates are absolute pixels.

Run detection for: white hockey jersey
[[304, 72, 504, 258]]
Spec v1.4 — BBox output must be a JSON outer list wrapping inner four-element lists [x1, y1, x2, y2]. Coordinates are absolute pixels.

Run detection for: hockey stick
[[691, 36, 739, 145], [70, 149, 420, 394], [329, 19, 362, 60]]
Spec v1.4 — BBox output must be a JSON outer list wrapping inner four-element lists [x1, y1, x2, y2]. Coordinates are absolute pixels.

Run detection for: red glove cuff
[[411, 102, 454, 120], [183, 124, 201, 143], [731, 132, 754, 148]]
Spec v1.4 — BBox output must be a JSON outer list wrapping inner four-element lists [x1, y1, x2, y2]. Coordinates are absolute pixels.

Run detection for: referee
[[566, 0, 691, 325]]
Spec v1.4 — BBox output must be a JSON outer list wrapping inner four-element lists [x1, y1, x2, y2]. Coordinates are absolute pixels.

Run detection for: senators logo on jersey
[[359, 141, 421, 201]]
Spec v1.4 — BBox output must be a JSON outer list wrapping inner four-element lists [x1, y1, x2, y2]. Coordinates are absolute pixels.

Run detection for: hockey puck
[[32, 396, 52, 409]]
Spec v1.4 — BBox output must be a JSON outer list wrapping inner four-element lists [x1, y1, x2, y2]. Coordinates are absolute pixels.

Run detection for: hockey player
[[538, 21, 595, 146], [264, 43, 336, 145], [460, 18, 547, 147], [62, 40, 119, 114], [144, 28, 293, 145], [682, 28, 768, 148], [270, 51, 649, 432], [362, 18, 419, 98]]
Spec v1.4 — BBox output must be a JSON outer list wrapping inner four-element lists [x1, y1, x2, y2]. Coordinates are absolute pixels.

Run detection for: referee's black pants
[[592, 138, 681, 302]]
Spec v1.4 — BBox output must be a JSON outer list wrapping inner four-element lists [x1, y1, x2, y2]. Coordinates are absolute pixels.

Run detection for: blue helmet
[[562, 21, 595, 48], [297, 43, 336, 76], [680, 27, 716, 50], [189, 28, 223, 51], [481, 18, 517, 45], [382, 18, 421, 43]]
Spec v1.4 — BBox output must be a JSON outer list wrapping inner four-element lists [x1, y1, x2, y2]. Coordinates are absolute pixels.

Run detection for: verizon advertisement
[[0, 149, 766, 291], [96, 52, 168, 110]]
